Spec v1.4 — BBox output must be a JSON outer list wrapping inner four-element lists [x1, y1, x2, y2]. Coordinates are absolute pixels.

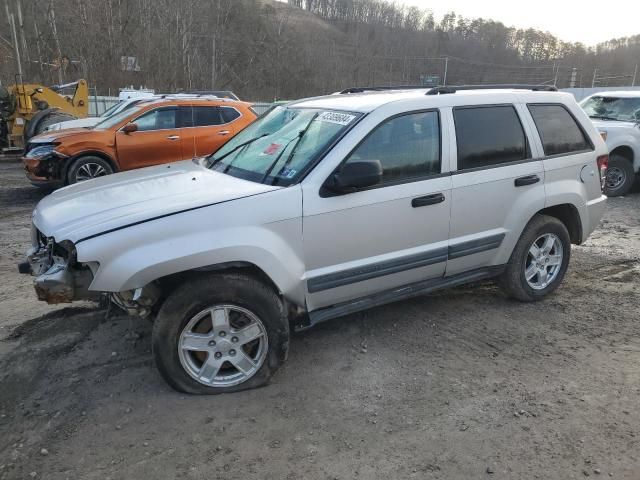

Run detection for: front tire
[[604, 154, 635, 197], [152, 273, 289, 394], [498, 215, 571, 302], [66, 156, 114, 184]]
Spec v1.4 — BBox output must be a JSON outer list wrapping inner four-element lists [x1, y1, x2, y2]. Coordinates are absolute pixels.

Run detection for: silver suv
[[21, 85, 607, 394]]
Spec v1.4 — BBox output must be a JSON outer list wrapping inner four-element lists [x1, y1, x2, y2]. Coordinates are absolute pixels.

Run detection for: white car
[[580, 91, 640, 196], [45, 94, 155, 132], [21, 85, 607, 394]]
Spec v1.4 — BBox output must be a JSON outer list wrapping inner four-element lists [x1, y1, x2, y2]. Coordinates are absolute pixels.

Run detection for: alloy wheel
[[524, 233, 564, 290], [75, 162, 108, 182], [177, 305, 268, 387]]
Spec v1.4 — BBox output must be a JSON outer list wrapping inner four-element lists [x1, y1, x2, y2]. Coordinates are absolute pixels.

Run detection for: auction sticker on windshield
[[317, 111, 356, 125]]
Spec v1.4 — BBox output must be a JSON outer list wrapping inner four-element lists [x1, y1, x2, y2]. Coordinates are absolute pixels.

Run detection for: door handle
[[166, 135, 180, 140], [514, 175, 540, 187], [412, 193, 445, 208], [218, 130, 230, 136]]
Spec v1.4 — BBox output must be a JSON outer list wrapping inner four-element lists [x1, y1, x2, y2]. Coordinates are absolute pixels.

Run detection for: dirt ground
[[1, 158, 639, 480]]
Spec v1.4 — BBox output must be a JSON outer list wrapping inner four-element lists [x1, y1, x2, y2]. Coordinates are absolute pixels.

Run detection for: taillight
[[597, 154, 608, 191]]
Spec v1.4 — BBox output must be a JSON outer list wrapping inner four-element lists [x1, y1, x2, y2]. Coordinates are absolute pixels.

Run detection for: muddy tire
[[66, 156, 114, 184], [604, 154, 635, 197], [497, 215, 571, 302], [152, 273, 289, 394]]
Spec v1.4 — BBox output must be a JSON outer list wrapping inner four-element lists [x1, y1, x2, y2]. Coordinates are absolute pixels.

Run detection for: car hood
[[590, 119, 638, 130], [29, 128, 103, 144], [47, 117, 101, 131], [33, 159, 282, 243]]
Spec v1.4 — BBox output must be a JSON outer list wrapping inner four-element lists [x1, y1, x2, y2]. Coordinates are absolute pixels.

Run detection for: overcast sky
[[401, 0, 639, 45]]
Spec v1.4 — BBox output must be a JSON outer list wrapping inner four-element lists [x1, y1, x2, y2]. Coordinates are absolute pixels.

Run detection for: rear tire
[[66, 156, 114, 184], [604, 154, 635, 197], [497, 214, 571, 302], [152, 273, 289, 394]]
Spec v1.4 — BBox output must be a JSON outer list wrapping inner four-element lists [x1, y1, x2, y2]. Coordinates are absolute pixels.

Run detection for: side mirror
[[122, 123, 138, 134], [324, 160, 383, 194]]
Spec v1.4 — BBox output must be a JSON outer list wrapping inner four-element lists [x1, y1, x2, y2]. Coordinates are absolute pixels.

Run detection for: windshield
[[580, 96, 640, 122], [209, 106, 360, 186], [94, 106, 143, 130], [100, 101, 125, 118]]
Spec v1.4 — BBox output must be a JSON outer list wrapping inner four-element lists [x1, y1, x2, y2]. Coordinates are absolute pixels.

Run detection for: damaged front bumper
[[19, 228, 162, 316], [19, 234, 98, 304], [20, 223, 163, 316], [22, 150, 67, 187]]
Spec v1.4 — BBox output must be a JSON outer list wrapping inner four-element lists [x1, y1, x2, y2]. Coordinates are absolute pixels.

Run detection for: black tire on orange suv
[[66, 156, 114, 184]]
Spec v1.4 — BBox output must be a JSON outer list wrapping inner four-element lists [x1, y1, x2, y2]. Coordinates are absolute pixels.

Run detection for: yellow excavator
[[0, 77, 89, 152]]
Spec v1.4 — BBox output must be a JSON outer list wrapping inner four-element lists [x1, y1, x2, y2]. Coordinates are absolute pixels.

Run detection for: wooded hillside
[[1, 0, 639, 100]]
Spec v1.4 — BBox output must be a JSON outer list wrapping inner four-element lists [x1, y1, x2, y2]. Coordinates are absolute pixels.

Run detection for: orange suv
[[22, 96, 257, 187]]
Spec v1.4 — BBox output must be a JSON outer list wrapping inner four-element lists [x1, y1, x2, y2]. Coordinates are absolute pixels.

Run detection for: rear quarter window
[[528, 104, 593, 156], [220, 107, 241, 123]]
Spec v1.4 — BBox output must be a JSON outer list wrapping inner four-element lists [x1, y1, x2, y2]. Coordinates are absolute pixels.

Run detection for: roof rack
[[160, 93, 218, 98], [426, 84, 558, 95], [339, 85, 428, 94]]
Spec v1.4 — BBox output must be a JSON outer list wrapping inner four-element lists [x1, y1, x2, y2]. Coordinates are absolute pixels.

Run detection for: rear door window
[[192, 106, 223, 127], [453, 105, 529, 170], [528, 104, 592, 156]]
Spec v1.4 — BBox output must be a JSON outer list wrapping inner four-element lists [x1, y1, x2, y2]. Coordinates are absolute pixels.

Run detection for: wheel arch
[[137, 261, 307, 324], [537, 203, 583, 245], [157, 261, 282, 297], [610, 145, 634, 163]]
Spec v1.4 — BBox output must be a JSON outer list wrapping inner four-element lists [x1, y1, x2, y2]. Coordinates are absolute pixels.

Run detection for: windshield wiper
[[264, 112, 319, 185], [259, 132, 305, 184], [207, 133, 270, 168], [589, 115, 619, 121]]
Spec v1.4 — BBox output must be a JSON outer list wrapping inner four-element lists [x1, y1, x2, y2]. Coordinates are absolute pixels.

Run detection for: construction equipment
[[0, 77, 89, 152]]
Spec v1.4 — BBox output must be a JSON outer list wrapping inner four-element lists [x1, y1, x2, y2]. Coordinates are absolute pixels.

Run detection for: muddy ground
[[1, 159, 639, 480]]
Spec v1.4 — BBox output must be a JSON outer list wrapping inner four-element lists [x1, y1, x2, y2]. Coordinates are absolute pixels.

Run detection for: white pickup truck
[[580, 91, 640, 196]]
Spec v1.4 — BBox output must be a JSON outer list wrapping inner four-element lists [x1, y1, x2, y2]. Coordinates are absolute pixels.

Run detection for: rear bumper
[[583, 194, 607, 241]]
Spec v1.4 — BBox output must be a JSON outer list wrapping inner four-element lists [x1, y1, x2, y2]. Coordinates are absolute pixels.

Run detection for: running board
[[296, 266, 504, 331]]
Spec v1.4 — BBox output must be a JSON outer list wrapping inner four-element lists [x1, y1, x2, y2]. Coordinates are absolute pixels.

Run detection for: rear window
[[528, 104, 592, 156], [220, 107, 241, 123], [454, 105, 529, 170]]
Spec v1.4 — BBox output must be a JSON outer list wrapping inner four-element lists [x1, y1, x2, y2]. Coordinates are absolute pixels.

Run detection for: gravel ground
[[1, 159, 639, 480]]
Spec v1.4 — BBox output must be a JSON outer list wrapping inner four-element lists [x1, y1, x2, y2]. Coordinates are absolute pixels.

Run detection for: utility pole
[[591, 68, 597, 88], [211, 35, 216, 89], [570, 67, 577, 88], [16, 0, 29, 63], [8, 11, 22, 76], [443, 56, 448, 86], [632, 64, 638, 87]]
